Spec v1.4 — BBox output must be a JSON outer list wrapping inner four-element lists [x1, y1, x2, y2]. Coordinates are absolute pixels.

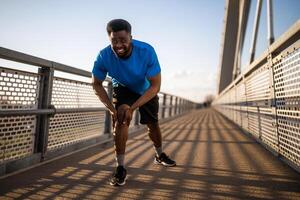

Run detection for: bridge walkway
[[1, 108, 300, 200]]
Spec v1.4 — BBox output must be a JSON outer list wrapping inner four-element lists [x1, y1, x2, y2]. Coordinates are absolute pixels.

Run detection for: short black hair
[[106, 19, 131, 35]]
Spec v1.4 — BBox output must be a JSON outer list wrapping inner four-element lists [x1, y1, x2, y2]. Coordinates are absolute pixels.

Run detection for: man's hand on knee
[[117, 104, 133, 126], [124, 108, 133, 125]]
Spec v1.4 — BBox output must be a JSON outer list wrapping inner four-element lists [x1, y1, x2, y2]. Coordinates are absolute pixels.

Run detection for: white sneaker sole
[[110, 180, 126, 186], [154, 159, 176, 167], [109, 177, 127, 186]]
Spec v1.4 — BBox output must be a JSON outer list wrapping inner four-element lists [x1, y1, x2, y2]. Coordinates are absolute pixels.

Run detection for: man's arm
[[92, 75, 117, 123], [123, 73, 161, 124], [132, 73, 161, 110]]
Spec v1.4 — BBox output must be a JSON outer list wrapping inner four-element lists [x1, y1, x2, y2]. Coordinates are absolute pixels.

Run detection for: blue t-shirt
[[92, 39, 161, 95]]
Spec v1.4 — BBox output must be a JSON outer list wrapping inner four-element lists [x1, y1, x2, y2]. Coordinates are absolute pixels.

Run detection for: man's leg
[[147, 122, 162, 156], [110, 104, 131, 186], [114, 104, 130, 160], [147, 122, 176, 167]]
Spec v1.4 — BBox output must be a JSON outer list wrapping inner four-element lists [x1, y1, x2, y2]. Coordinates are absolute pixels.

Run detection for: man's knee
[[117, 104, 131, 126], [147, 122, 159, 133]]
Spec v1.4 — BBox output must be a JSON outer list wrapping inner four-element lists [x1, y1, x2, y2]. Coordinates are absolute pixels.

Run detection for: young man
[[92, 19, 176, 186]]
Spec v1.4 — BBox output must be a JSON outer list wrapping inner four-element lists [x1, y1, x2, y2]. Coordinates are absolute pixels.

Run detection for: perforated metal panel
[[259, 108, 278, 151], [162, 95, 171, 118], [244, 64, 277, 144], [247, 107, 260, 138], [274, 47, 300, 166], [234, 82, 247, 128], [214, 40, 300, 168], [235, 109, 242, 125], [0, 67, 39, 109], [129, 110, 138, 128], [245, 64, 271, 102], [158, 93, 164, 119], [236, 82, 247, 103], [231, 88, 238, 123], [240, 106, 249, 130], [52, 77, 103, 108], [235, 83, 242, 125], [0, 116, 36, 163], [166, 95, 172, 118], [47, 77, 107, 150], [228, 89, 235, 120], [0, 67, 38, 163], [48, 111, 105, 150]]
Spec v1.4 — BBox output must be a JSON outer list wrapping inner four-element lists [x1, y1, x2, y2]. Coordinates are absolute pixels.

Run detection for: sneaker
[[154, 152, 176, 167], [109, 166, 127, 186]]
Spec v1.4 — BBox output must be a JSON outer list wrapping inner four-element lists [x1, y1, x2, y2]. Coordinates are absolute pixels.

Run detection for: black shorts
[[112, 86, 159, 124]]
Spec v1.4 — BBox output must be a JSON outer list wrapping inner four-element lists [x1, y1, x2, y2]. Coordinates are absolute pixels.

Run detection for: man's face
[[109, 30, 132, 58]]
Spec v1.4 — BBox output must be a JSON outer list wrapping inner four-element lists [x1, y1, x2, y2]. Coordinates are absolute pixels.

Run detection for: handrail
[[0, 107, 107, 116], [0, 47, 91, 77]]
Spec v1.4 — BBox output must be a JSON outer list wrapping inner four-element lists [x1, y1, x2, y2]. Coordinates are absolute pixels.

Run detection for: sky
[[0, 0, 224, 103], [241, 0, 300, 68], [0, 0, 299, 103]]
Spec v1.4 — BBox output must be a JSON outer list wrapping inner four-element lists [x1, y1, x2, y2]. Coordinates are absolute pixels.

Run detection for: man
[[92, 19, 176, 186]]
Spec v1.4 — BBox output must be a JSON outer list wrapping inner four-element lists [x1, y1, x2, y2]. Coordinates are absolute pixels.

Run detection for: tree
[[203, 94, 215, 107]]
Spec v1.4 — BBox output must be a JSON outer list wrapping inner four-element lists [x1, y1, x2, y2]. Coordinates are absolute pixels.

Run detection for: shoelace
[[115, 167, 124, 178], [160, 153, 173, 162]]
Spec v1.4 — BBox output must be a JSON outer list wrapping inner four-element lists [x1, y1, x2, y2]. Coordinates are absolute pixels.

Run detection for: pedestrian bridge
[[1, 3, 300, 199], [1, 109, 300, 199]]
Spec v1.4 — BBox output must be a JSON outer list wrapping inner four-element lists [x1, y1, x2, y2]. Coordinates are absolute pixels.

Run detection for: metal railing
[[213, 20, 300, 171], [0, 47, 197, 175]]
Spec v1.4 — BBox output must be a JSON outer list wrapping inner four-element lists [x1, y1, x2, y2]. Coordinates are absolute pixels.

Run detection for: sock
[[116, 154, 125, 167], [154, 146, 162, 157]]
